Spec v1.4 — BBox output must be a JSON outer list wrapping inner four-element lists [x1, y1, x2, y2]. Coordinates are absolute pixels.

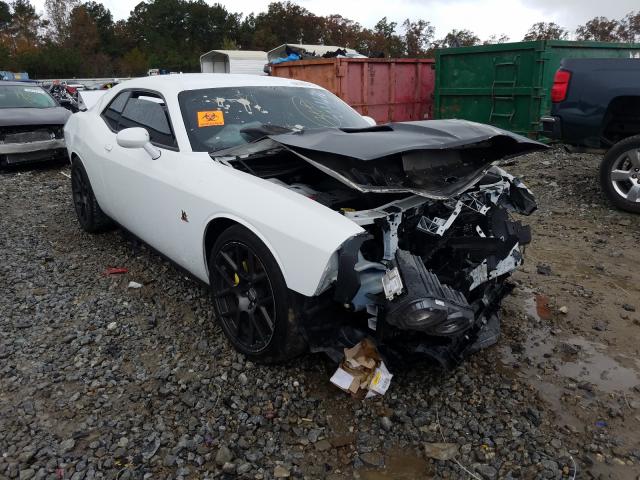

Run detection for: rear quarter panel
[[553, 59, 640, 147]]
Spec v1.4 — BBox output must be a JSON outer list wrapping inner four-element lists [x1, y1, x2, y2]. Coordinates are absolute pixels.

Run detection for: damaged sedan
[[0, 82, 70, 167], [64, 74, 545, 367]]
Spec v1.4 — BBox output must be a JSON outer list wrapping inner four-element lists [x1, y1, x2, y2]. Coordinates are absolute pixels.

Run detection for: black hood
[[269, 120, 544, 160], [0, 107, 71, 127], [214, 119, 547, 199]]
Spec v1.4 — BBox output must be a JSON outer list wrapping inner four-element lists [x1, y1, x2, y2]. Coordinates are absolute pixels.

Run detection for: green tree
[[252, 1, 324, 49], [523, 22, 568, 41], [67, 6, 98, 53], [359, 17, 404, 57], [119, 47, 147, 76], [0, 1, 12, 60], [111, 19, 136, 58], [0, 1, 11, 29], [484, 34, 510, 44], [576, 17, 621, 42], [127, 0, 238, 71], [236, 13, 257, 49], [321, 14, 363, 48], [8, 0, 41, 53], [618, 11, 640, 43], [435, 29, 480, 48], [402, 19, 434, 56], [81, 2, 114, 50], [220, 37, 238, 50], [44, 0, 79, 42]]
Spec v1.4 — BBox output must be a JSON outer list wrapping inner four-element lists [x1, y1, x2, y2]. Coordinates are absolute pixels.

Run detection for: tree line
[[0, 0, 639, 78]]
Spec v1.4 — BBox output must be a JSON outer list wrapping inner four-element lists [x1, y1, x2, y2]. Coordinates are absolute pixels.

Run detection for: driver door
[[97, 89, 190, 265]]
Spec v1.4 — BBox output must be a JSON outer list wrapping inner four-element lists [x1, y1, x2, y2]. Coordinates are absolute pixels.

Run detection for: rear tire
[[71, 159, 115, 232], [208, 225, 306, 363], [600, 135, 640, 213]]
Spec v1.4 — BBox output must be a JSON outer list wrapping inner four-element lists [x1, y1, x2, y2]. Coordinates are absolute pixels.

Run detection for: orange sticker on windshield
[[197, 110, 224, 127]]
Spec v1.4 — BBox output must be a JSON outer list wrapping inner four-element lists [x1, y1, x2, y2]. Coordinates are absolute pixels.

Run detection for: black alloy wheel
[[212, 240, 276, 354], [72, 163, 91, 226], [208, 225, 306, 362], [70, 159, 114, 232]]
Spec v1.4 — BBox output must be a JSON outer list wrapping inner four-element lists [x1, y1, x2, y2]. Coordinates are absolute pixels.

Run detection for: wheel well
[[602, 96, 640, 145], [204, 217, 239, 268]]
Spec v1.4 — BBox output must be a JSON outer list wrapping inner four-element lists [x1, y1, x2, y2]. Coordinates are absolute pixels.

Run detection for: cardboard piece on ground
[[330, 338, 393, 398], [329, 367, 356, 392]]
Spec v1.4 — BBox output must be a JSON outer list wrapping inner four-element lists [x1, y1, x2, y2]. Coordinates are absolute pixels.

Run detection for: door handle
[[104, 144, 113, 152]]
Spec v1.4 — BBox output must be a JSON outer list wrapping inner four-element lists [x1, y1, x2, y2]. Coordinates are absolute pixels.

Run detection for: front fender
[[197, 164, 365, 297]]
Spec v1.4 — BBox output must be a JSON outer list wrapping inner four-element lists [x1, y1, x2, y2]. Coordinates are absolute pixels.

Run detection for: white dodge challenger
[[64, 74, 544, 366]]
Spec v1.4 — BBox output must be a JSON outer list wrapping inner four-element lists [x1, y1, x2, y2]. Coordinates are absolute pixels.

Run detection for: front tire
[[208, 225, 306, 363], [600, 135, 640, 214], [71, 159, 115, 232]]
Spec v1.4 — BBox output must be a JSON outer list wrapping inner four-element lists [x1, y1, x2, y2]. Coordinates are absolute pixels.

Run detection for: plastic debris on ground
[[104, 267, 128, 276], [127, 281, 143, 289], [329, 338, 393, 398]]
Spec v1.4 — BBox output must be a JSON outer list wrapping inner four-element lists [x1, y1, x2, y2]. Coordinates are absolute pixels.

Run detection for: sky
[[29, 0, 639, 42]]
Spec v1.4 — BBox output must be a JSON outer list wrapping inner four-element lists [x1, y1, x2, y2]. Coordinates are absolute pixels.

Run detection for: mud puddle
[[502, 332, 640, 393], [358, 448, 432, 480]]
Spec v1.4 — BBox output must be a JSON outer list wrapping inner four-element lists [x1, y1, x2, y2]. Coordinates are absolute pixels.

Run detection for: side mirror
[[116, 127, 161, 160], [362, 115, 376, 126]]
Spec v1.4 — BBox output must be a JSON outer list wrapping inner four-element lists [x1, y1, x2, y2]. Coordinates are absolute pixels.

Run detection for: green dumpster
[[433, 40, 640, 138]]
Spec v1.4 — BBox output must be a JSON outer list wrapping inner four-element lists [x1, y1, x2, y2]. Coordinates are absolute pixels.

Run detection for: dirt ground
[[500, 147, 640, 479], [1, 146, 639, 480]]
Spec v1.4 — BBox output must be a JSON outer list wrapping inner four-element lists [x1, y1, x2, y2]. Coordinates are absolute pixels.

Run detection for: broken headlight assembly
[[322, 167, 537, 366], [384, 250, 474, 335]]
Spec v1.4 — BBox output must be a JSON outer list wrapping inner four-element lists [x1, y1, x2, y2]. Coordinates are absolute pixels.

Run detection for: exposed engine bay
[[212, 120, 545, 367]]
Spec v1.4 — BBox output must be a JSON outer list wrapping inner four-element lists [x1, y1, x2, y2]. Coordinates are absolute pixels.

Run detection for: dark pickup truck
[[541, 58, 640, 213]]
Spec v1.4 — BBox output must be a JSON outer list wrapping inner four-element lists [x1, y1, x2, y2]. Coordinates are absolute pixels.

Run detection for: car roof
[[112, 73, 323, 96]]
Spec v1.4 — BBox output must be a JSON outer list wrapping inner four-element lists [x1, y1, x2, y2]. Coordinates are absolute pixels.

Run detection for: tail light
[[551, 69, 571, 103]]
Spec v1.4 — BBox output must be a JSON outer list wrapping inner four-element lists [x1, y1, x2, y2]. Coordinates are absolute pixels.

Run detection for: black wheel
[[71, 159, 114, 232], [600, 135, 640, 214], [208, 225, 306, 363]]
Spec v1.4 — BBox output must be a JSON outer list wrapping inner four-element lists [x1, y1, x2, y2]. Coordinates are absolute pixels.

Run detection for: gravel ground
[[1, 148, 639, 480]]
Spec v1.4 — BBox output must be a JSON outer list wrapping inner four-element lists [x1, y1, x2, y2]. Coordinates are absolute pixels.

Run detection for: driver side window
[[101, 90, 177, 150]]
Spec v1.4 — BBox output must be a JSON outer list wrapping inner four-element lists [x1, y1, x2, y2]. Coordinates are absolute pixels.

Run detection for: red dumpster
[[270, 58, 435, 124]]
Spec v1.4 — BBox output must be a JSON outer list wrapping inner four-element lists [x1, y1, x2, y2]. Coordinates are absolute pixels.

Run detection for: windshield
[[0, 85, 57, 109], [178, 86, 369, 152]]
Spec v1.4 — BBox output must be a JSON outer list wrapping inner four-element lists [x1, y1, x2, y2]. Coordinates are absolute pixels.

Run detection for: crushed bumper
[[0, 138, 66, 155], [0, 140, 67, 166], [310, 167, 536, 368]]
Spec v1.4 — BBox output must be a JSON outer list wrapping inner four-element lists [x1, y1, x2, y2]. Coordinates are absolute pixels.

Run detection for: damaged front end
[[213, 119, 545, 368], [0, 90, 71, 166], [328, 167, 536, 368], [0, 125, 67, 166]]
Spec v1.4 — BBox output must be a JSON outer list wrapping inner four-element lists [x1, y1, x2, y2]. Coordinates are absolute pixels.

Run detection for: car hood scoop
[[213, 119, 547, 200], [269, 120, 543, 160]]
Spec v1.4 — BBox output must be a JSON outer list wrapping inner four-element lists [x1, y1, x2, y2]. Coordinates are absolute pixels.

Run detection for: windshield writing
[[0, 85, 57, 109], [179, 86, 368, 152]]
